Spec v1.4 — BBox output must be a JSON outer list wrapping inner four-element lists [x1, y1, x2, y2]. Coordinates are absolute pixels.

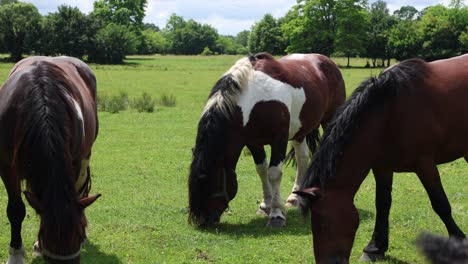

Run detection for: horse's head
[[189, 161, 238, 227], [295, 187, 359, 264], [24, 192, 101, 263]]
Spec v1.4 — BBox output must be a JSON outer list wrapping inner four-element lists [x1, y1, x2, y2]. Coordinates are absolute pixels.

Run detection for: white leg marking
[[8, 246, 26, 264], [286, 140, 310, 206], [237, 71, 306, 139], [255, 159, 271, 215], [268, 162, 285, 220]]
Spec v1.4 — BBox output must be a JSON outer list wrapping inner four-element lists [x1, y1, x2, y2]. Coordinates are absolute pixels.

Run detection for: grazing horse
[[295, 54, 468, 263], [0, 56, 101, 264], [188, 52, 345, 227]]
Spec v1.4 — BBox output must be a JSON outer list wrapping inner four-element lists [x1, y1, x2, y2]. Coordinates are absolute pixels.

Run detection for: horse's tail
[[285, 127, 321, 166], [416, 232, 468, 263], [12, 61, 81, 202]]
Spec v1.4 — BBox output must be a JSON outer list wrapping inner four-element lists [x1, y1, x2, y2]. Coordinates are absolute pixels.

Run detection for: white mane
[[202, 57, 253, 116]]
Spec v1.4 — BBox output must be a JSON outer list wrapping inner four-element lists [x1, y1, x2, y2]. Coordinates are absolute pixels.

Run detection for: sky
[[28, 0, 454, 35]]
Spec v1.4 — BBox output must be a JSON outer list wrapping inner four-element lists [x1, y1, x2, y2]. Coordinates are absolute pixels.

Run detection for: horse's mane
[[12, 61, 86, 241], [299, 58, 430, 198], [188, 56, 254, 224]]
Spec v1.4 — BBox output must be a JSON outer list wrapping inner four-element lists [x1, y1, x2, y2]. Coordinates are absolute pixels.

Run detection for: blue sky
[[28, 0, 454, 35]]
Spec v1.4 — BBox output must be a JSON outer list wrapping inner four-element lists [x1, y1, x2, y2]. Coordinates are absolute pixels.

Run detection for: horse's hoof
[[32, 241, 42, 257], [266, 217, 286, 227], [359, 252, 385, 262], [7, 246, 26, 264]]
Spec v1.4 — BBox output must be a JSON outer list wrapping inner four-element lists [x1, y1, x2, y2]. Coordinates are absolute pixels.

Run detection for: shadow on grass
[[30, 241, 122, 264], [201, 207, 374, 237], [383, 255, 412, 264]]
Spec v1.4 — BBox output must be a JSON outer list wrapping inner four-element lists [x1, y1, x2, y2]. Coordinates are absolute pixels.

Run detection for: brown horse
[[0, 56, 101, 264], [295, 54, 468, 263], [188, 52, 345, 227]]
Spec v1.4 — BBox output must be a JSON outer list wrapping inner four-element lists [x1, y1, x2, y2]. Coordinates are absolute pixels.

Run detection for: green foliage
[[460, 27, 468, 52], [235, 30, 250, 47], [393, 5, 419, 20], [131, 92, 156, 112], [418, 4, 467, 60], [40, 5, 92, 58], [215, 36, 245, 55], [248, 14, 286, 55], [387, 20, 422, 60], [138, 29, 169, 54], [97, 91, 129, 113], [93, 0, 147, 29], [334, 0, 367, 67], [0, 2, 41, 61], [159, 93, 176, 107], [165, 14, 219, 55], [0, 0, 17, 5], [88, 23, 138, 64], [200, 47, 214, 56]]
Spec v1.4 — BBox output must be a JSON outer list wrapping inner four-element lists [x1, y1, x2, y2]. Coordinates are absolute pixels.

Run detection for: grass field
[[0, 55, 466, 263]]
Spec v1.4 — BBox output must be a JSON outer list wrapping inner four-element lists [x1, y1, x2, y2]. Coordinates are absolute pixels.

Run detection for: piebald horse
[[296, 54, 468, 263], [188, 52, 345, 227], [0, 56, 101, 264]]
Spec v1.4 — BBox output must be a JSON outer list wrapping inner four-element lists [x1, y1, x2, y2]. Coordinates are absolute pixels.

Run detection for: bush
[[159, 93, 176, 107], [200, 47, 214, 56], [88, 23, 138, 64], [97, 91, 128, 113], [131, 92, 155, 113]]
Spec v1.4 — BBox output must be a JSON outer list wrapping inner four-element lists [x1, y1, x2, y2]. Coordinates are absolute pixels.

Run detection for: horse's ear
[[23, 191, 44, 213], [293, 187, 322, 202], [79, 193, 101, 208]]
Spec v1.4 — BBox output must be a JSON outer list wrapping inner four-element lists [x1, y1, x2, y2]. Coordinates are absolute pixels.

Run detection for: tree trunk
[[347, 55, 350, 68]]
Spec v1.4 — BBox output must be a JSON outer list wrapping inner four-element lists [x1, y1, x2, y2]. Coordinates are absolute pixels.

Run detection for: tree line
[[0, 0, 466, 65]]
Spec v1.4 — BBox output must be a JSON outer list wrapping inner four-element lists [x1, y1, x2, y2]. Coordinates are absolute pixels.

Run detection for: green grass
[[0, 55, 466, 263]]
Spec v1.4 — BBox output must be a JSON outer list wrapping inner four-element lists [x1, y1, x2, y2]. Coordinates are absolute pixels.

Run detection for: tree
[[0, 0, 17, 5], [364, 1, 397, 67], [88, 23, 138, 64], [248, 14, 286, 54], [40, 5, 93, 58], [460, 26, 468, 52], [418, 4, 467, 60], [393, 6, 419, 20], [387, 19, 422, 60], [164, 14, 218, 55], [138, 28, 168, 54], [235, 30, 250, 47], [93, 0, 147, 29], [334, 0, 367, 67], [0, 2, 42, 61]]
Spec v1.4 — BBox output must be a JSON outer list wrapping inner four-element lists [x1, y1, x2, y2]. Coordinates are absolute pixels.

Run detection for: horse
[[0, 56, 101, 264], [188, 52, 345, 227], [295, 54, 468, 263]]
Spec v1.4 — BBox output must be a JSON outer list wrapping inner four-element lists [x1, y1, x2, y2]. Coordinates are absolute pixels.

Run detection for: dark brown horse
[[295, 54, 468, 263], [188, 53, 345, 227], [0, 56, 101, 264]]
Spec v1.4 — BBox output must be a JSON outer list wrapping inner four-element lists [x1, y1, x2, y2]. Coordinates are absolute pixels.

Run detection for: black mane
[[188, 73, 243, 225], [13, 61, 86, 242], [300, 59, 430, 193]]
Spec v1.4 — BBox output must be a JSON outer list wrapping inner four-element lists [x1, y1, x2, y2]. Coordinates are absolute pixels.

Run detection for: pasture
[[0, 55, 466, 263]]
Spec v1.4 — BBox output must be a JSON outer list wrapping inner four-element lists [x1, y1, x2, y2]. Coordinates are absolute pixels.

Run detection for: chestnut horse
[[188, 53, 345, 227], [0, 56, 101, 264], [296, 54, 468, 263]]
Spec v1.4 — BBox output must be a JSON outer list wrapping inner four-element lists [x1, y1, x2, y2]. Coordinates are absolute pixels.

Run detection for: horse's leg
[[1, 174, 26, 264], [266, 139, 287, 227], [247, 145, 271, 216], [361, 168, 393, 262], [286, 139, 309, 207], [416, 160, 465, 238]]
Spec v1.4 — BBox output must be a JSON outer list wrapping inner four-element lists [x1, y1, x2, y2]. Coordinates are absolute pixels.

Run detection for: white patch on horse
[[237, 71, 306, 139], [65, 93, 85, 136], [284, 54, 307, 60], [202, 57, 253, 117]]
